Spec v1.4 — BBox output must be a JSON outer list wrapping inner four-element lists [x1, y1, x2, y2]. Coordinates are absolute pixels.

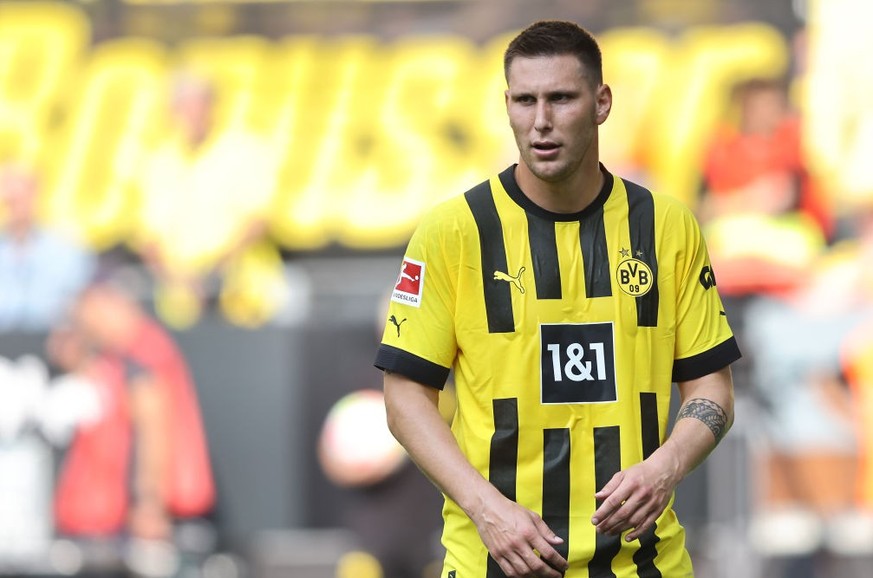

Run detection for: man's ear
[[596, 83, 613, 125]]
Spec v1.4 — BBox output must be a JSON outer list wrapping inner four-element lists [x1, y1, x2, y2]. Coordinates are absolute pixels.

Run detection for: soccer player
[[374, 20, 740, 578]]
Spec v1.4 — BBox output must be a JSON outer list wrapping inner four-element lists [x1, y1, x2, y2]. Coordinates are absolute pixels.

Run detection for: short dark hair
[[503, 20, 603, 86]]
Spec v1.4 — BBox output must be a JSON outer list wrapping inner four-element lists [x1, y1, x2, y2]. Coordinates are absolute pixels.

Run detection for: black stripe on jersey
[[543, 428, 571, 562], [639, 392, 660, 459], [486, 555, 506, 577], [465, 181, 515, 333], [634, 528, 663, 578], [672, 335, 742, 382], [579, 203, 612, 298], [489, 398, 519, 499], [526, 213, 562, 299], [487, 398, 519, 578], [373, 344, 450, 390], [589, 426, 622, 578], [634, 393, 663, 578], [624, 179, 659, 327]]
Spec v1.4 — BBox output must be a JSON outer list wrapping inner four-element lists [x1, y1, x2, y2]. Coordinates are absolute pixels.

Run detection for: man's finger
[[504, 549, 563, 578], [597, 485, 659, 536], [528, 551, 566, 578], [529, 514, 568, 571], [496, 553, 523, 578], [625, 514, 658, 542], [595, 496, 640, 535], [594, 470, 624, 499], [592, 482, 632, 524], [533, 516, 565, 545], [531, 536, 569, 573]]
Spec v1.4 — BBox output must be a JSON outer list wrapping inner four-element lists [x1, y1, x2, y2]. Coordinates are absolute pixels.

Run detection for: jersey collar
[[498, 163, 614, 222]]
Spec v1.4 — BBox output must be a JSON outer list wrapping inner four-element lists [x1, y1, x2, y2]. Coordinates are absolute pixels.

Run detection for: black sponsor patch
[[540, 323, 617, 404]]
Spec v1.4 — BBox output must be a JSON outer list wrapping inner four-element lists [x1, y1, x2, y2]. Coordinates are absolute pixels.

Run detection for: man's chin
[[526, 161, 570, 183]]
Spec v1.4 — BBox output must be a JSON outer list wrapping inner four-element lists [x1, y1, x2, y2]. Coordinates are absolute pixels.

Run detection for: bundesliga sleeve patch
[[391, 257, 425, 307]]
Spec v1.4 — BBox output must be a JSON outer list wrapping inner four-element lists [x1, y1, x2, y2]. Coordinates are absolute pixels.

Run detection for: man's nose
[[534, 102, 552, 131]]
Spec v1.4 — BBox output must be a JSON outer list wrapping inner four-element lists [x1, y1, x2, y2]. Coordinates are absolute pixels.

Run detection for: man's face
[[741, 86, 787, 136], [0, 166, 38, 229], [73, 289, 129, 352], [171, 81, 214, 145], [505, 54, 611, 184]]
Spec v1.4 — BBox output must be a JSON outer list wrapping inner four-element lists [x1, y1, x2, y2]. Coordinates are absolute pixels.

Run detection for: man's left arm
[[591, 365, 735, 541]]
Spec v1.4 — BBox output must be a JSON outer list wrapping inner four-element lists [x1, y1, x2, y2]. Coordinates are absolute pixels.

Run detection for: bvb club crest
[[616, 257, 653, 296]]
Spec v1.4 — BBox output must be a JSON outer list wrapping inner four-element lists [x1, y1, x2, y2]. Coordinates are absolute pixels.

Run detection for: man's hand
[[592, 368, 735, 542], [590, 451, 681, 542], [471, 492, 569, 578]]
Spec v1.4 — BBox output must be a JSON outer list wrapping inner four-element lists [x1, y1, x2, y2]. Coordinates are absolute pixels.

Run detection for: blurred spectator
[[842, 322, 873, 518], [47, 322, 133, 542], [51, 280, 216, 551], [315, 297, 446, 578], [317, 388, 444, 578], [0, 161, 95, 332], [133, 69, 284, 329], [699, 75, 873, 569], [700, 78, 829, 226], [699, 78, 831, 298], [744, 206, 873, 560], [835, 208, 873, 516]]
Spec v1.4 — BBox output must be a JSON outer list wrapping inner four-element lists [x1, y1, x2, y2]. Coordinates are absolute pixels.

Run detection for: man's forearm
[[676, 397, 730, 443], [383, 372, 503, 515], [383, 371, 570, 576], [660, 365, 735, 480]]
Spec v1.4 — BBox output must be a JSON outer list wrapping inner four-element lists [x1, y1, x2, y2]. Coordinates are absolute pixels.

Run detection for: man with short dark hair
[[376, 20, 740, 577]]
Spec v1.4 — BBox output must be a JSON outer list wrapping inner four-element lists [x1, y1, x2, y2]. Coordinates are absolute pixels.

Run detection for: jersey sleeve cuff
[[672, 336, 742, 383], [374, 344, 451, 390]]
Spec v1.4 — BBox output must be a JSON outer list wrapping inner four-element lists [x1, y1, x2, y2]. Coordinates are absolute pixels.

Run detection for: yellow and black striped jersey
[[375, 164, 741, 578]]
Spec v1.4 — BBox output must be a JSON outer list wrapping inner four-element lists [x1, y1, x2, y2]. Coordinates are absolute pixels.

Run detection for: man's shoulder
[[616, 175, 697, 222]]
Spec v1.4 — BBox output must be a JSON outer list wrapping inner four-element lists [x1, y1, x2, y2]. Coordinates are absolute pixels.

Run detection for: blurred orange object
[[841, 321, 873, 510]]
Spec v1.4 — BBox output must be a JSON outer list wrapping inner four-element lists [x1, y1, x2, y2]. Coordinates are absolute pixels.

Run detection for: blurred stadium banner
[[5, 0, 857, 255]]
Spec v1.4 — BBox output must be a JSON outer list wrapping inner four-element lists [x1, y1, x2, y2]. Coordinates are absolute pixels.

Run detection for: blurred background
[[1, 0, 873, 577]]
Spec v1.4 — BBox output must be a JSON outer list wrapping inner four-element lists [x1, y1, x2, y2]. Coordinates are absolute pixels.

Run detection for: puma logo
[[493, 266, 526, 294], [388, 315, 407, 337]]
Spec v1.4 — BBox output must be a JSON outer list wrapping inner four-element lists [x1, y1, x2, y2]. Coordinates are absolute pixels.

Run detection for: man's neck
[[514, 160, 604, 214]]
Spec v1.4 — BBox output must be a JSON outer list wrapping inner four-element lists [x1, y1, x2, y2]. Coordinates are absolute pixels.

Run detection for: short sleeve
[[374, 206, 459, 389], [671, 205, 742, 382]]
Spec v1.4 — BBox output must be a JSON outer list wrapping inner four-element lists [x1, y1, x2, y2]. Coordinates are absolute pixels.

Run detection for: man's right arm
[[383, 371, 568, 578]]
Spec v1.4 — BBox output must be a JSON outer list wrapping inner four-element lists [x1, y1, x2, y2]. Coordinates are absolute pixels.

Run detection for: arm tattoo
[[676, 398, 729, 442]]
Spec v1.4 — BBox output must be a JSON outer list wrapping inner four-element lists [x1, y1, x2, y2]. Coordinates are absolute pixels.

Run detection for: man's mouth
[[532, 141, 560, 157]]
